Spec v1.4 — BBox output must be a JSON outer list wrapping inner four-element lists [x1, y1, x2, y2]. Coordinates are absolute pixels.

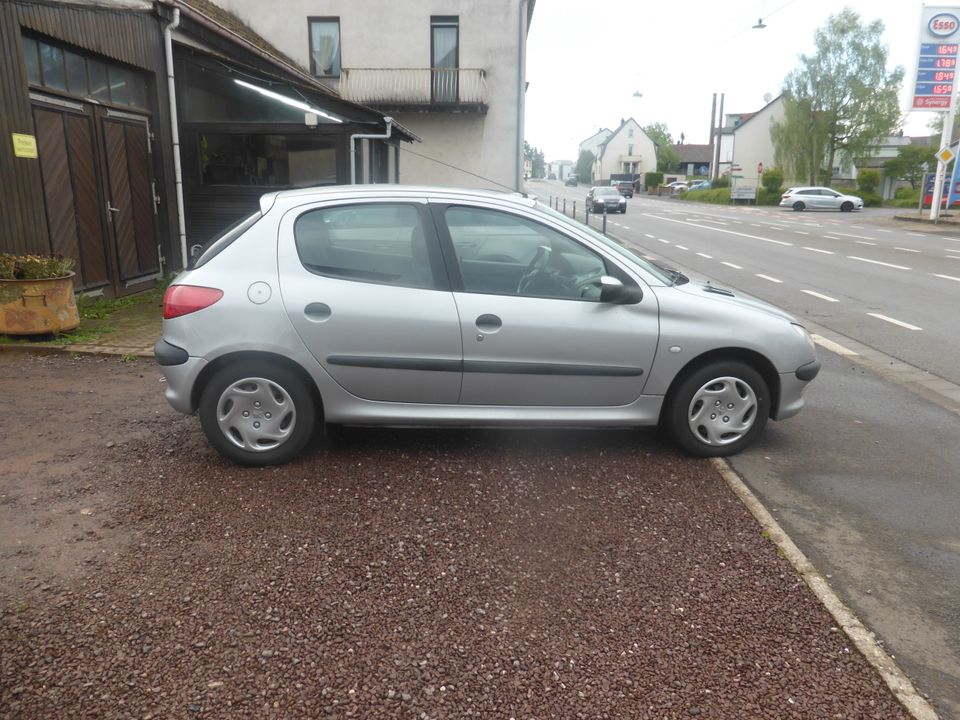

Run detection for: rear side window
[[294, 204, 437, 289], [191, 211, 262, 269]]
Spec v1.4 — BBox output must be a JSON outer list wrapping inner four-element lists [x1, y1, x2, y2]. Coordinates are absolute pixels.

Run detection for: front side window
[[295, 204, 436, 289], [309, 18, 341, 77], [445, 206, 607, 301]]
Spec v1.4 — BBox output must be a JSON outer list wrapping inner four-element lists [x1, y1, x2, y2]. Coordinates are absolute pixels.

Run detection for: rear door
[[277, 199, 463, 404]]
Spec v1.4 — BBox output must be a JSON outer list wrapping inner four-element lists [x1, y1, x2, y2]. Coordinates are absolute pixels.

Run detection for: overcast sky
[[524, 0, 936, 161]]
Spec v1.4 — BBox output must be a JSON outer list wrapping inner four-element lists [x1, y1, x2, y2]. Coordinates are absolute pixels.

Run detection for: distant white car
[[779, 186, 863, 212], [668, 182, 689, 194]]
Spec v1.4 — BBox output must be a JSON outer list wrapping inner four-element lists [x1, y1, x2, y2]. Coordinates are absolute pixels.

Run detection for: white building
[[591, 119, 656, 184], [213, 0, 536, 191]]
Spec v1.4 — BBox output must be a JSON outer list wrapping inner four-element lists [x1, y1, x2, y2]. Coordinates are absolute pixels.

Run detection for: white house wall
[[730, 98, 784, 186], [213, 0, 529, 190], [596, 121, 655, 182]]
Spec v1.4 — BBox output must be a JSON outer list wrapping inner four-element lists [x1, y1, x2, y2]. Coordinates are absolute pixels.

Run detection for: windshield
[[594, 187, 619, 196], [535, 202, 675, 284]]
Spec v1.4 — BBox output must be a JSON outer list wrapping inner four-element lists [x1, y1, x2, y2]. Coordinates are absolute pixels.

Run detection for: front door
[[437, 203, 660, 407]]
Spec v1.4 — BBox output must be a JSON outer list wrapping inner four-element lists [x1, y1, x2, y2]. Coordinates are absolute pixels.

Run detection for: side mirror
[[600, 275, 642, 304]]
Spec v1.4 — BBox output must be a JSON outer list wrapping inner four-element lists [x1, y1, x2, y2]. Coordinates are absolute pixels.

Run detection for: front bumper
[[774, 360, 821, 421]]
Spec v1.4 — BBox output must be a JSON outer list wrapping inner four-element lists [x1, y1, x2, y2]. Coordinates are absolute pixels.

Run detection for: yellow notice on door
[[12, 133, 38, 159]]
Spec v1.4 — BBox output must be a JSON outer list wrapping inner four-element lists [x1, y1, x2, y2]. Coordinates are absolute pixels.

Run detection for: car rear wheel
[[840, 201, 853, 212], [664, 360, 770, 457], [792, 201, 805, 211], [199, 360, 316, 466]]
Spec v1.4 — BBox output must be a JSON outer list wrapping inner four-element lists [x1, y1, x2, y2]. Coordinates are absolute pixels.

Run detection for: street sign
[[937, 146, 956, 163], [911, 8, 960, 110]]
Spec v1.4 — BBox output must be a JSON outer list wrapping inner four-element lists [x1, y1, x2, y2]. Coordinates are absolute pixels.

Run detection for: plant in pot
[[0, 253, 80, 335]]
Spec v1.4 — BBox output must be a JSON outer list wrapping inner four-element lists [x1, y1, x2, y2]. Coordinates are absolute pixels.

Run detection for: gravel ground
[[0, 353, 910, 719]]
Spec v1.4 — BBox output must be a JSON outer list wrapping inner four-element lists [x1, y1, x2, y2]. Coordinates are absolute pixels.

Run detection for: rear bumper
[[154, 342, 207, 414]]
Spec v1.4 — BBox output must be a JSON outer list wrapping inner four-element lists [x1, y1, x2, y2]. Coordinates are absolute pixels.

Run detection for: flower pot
[[0, 273, 79, 335]]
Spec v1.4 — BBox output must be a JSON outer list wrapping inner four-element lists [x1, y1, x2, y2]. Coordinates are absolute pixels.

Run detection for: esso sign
[[929, 13, 959, 38]]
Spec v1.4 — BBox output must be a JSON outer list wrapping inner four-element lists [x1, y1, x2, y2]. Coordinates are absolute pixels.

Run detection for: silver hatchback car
[[779, 186, 864, 212], [156, 186, 820, 466]]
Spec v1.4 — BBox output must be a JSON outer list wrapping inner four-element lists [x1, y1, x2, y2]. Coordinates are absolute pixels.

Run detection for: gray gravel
[[0, 353, 911, 718]]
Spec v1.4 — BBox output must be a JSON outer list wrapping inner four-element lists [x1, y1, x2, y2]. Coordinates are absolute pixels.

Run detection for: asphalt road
[[534, 181, 960, 718]]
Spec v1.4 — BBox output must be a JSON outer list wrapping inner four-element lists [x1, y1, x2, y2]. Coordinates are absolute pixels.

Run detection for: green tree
[[761, 167, 785, 194], [883, 143, 935, 189], [770, 9, 904, 186], [857, 168, 880, 193], [643, 122, 680, 172], [575, 150, 595, 184]]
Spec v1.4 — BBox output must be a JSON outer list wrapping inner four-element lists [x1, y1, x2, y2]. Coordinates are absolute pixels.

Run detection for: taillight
[[162, 285, 224, 319]]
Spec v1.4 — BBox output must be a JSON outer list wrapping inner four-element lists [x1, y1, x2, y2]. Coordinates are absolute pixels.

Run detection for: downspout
[[350, 118, 393, 184], [516, 0, 528, 191], [163, 7, 188, 268]]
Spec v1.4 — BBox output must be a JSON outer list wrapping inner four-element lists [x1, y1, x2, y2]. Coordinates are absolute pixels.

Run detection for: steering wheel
[[517, 245, 552, 294]]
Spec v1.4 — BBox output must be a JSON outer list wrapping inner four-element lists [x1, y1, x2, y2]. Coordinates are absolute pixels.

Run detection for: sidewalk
[[0, 291, 161, 358]]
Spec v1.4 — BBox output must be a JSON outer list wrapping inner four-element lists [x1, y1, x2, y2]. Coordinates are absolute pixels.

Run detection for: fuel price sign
[[912, 8, 960, 110]]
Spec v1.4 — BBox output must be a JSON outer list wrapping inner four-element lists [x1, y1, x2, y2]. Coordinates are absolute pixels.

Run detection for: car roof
[[259, 185, 537, 214]]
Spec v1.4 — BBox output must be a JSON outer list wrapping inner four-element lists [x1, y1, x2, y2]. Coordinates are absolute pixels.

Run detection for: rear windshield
[[191, 211, 262, 269]]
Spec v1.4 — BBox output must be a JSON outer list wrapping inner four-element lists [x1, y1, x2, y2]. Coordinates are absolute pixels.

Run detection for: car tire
[[663, 360, 770, 457], [621, 206, 626, 214], [199, 360, 317, 466], [792, 201, 805, 211], [840, 201, 853, 212]]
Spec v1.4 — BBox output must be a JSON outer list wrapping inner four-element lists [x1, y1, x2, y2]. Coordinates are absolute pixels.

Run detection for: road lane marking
[[795, 230, 810, 235], [876, 229, 892, 233], [696, 252, 713, 258], [802, 290, 839, 302], [642, 213, 794, 246], [894, 247, 921, 253], [721, 261, 743, 269], [644, 233, 654, 239], [855, 240, 877, 246], [812, 334, 858, 355], [658, 238, 670, 244], [851, 225, 864, 229], [831, 231, 878, 241], [933, 273, 960, 282], [908, 232, 925, 237], [755, 273, 783, 283], [867, 313, 922, 330], [676, 245, 689, 250], [803, 246, 835, 254], [948, 255, 960, 259], [848, 256, 911, 270]]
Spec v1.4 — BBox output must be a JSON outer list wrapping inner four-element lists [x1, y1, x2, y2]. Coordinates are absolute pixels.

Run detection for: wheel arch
[[190, 350, 323, 415], [659, 347, 780, 424]]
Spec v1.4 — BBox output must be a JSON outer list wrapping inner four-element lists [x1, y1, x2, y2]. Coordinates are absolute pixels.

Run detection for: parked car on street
[[779, 186, 863, 212], [614, 180, 635, 198], [564, 175, 578, 186], [669, 182, 689, 194], [688, 180, 712, 191], [156, 185, 820, 466], [587, 186, 627, 213]]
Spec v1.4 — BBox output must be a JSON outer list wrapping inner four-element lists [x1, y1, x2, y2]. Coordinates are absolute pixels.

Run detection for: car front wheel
[[199, 360, 316, 466], [664, 361, 770, 457], [840, 201, 853, 212]]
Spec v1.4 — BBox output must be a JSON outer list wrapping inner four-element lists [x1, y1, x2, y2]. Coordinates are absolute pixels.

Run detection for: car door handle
[[475, 314, 502, 333]]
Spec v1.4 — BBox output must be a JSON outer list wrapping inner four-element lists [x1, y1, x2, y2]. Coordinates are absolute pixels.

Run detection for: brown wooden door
[[32, 101, 110, 290], [99, 112, 160, 290]]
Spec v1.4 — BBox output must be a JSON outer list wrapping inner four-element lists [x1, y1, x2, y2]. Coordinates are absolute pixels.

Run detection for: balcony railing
[[338, 68, 487, 111]]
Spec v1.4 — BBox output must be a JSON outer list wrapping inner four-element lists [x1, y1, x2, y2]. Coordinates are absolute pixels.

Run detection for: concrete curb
[[712, 458, 940, 720]]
